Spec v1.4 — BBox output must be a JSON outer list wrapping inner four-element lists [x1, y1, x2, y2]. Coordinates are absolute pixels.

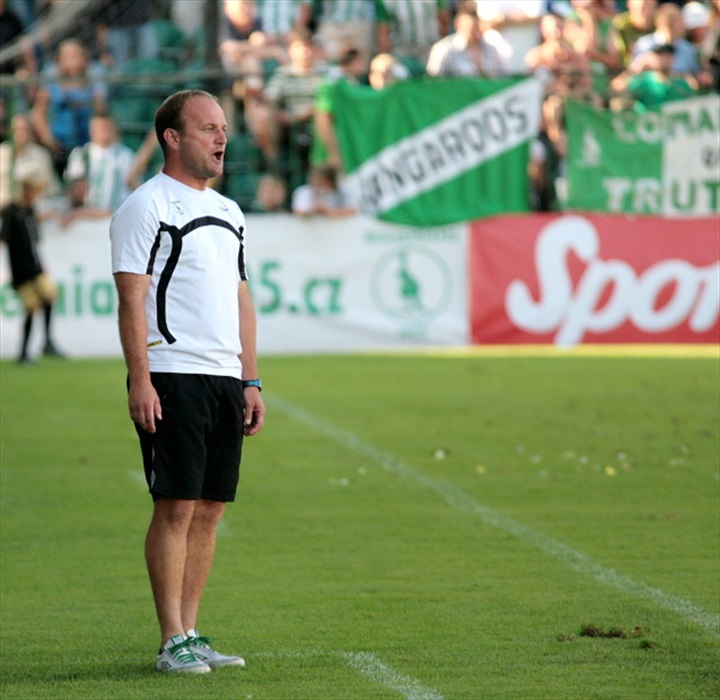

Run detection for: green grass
[[1, 353, 718, 699]]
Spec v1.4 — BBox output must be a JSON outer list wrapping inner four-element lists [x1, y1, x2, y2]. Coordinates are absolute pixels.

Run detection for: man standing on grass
[[110, 89, 265, 673]]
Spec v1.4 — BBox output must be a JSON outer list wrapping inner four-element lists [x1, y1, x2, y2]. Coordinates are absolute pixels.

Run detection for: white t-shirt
[[477, 0, 544, 75], [110, 172, 247, 378], [66, 141, 136, 212]]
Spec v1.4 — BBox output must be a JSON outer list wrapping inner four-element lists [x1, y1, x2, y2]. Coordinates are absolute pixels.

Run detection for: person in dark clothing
[[0, 0, 35, 142], [95, 0, 157, 68], [0, 168, 64, 364], [0, 0, 25, 74]]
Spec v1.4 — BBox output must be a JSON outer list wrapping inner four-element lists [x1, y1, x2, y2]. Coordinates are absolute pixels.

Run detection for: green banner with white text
[[566, 95, 720, 217], [333, 77, 543, 227]]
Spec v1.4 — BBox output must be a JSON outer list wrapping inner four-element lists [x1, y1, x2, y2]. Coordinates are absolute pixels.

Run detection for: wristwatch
[[242, 378, 262, 391]]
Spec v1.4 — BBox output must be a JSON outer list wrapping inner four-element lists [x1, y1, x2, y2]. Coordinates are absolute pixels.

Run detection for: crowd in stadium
[[0, 0, 718, 219]]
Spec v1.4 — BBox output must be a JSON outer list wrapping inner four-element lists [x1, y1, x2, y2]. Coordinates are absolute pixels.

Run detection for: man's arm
[[114, 271, 162, 433], [238, 280, 265, 436], [313, 106, 341, 169], [29, 88, 55, 152]]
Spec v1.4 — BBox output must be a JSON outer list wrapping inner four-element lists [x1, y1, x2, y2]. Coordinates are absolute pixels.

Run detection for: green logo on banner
[[371, 245, 452, 322]]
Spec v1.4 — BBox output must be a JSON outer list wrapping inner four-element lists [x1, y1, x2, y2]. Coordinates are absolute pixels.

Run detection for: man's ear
[[163, 128, 180, 151]]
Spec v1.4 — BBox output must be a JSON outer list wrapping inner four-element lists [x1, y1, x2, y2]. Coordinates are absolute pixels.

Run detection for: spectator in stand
[[21, 2, 104, 86], [0, 0, 35, 77], [0, 0, 21, 62], [0, 168, 64, 364], [702, 0, 720, 89], [611, 43, 698, 109], [30, 38, 107, 178], [426, 5, 510, 77], [612, 0, 658, 67], [171, 0, 204, 41], [219, 0, 290, 76], [313, 0, 376, 72], [252, 29, 327, 180], [528, 110, 561, 212], [95, 0, 157, 70], [704, 0, 720, 49], [632, 2, 700, 74], [526, 12, 591, 163], [475, 0, 545, 75], [0, 0, 37, 138], [311, 44, 367, 170], [61, 113, 136, 226], [0, 113, 60, 211], [567, 0, 621, 106], [291, 164, 355, 217], [681, 1, 717, 87], [367, 51, 410, 90], [251, 173, 288, 212], [375, 0, 450, 76], [218, 0, 289, 121], [257, 0, 312, 45], [683, 1, 711, 49], [525, 11, 592, 97]]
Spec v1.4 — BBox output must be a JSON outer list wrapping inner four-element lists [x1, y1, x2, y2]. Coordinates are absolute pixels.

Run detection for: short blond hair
[[17, 167, 49, 194]]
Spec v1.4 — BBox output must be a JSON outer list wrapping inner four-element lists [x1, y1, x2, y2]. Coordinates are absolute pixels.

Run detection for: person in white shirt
[[0, 114, 61, 212], [476, 0, 545, 75], [426, 6, 510, 77], [63, 114, 136, 225], [110, 89, 265, 674], [631, 2, 700, 74], [292, 164, 356, 217]]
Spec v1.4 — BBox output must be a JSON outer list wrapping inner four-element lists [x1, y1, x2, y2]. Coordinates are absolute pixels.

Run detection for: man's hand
[[243, 387, 265, 436], [129, 378, 162, 433]]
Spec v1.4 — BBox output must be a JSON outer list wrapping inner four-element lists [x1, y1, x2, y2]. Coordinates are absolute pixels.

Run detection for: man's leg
[[18, 312, 33, 362], [41, 301, 64, 356], [181, 498, 226, 632], [145, 498, 197, 646], [180, 499, 246, 668]]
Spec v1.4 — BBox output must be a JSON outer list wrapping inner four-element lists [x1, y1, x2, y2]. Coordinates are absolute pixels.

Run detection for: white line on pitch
[[270, 396, 720, 638], [127, 469, 147, 489], [343, 652, 444, 700], [253, 650, 444, 700]]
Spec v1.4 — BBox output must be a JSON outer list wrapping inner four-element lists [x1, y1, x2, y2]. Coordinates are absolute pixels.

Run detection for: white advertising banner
[[661, 95, 720, 217], [1, 219, 121, 359], [0, 214, 469, 359], [248, 215, 468, 353]]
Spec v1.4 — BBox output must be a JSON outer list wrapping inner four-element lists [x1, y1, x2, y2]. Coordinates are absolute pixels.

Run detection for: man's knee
[[193, 499, 226, 528], [152, 498, 197, 531]]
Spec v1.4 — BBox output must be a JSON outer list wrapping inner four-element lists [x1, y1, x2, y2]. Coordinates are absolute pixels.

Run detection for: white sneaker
[[186, 629, 246, 668], [156, 634, 211, 673]]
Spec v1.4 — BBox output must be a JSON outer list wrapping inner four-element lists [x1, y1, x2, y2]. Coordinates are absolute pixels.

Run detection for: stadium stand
[[0, 0, 717, 216]]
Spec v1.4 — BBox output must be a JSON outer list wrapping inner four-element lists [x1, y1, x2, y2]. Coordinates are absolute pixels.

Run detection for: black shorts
[[133, 373, 246, 502]]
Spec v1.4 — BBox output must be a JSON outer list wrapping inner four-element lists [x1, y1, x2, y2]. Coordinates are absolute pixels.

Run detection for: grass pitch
[[1, 352, 718, 699]]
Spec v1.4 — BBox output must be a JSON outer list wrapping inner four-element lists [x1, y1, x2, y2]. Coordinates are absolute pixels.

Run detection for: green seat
[[153, 19, 187, 51], [109, 95, 154, 124], [223, 171, 262, 210], [262, 58, 281, 81], [152, 19, 189, 68], [224, 132, 257, 162]]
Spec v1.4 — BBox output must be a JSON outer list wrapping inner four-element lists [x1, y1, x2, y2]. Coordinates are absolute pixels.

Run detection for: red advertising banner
[[470, 214, 720, 345]]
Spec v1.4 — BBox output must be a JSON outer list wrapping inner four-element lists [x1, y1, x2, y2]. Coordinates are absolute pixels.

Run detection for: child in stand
[[291, 165, 356, 218], [0, 169, 64, 364]]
